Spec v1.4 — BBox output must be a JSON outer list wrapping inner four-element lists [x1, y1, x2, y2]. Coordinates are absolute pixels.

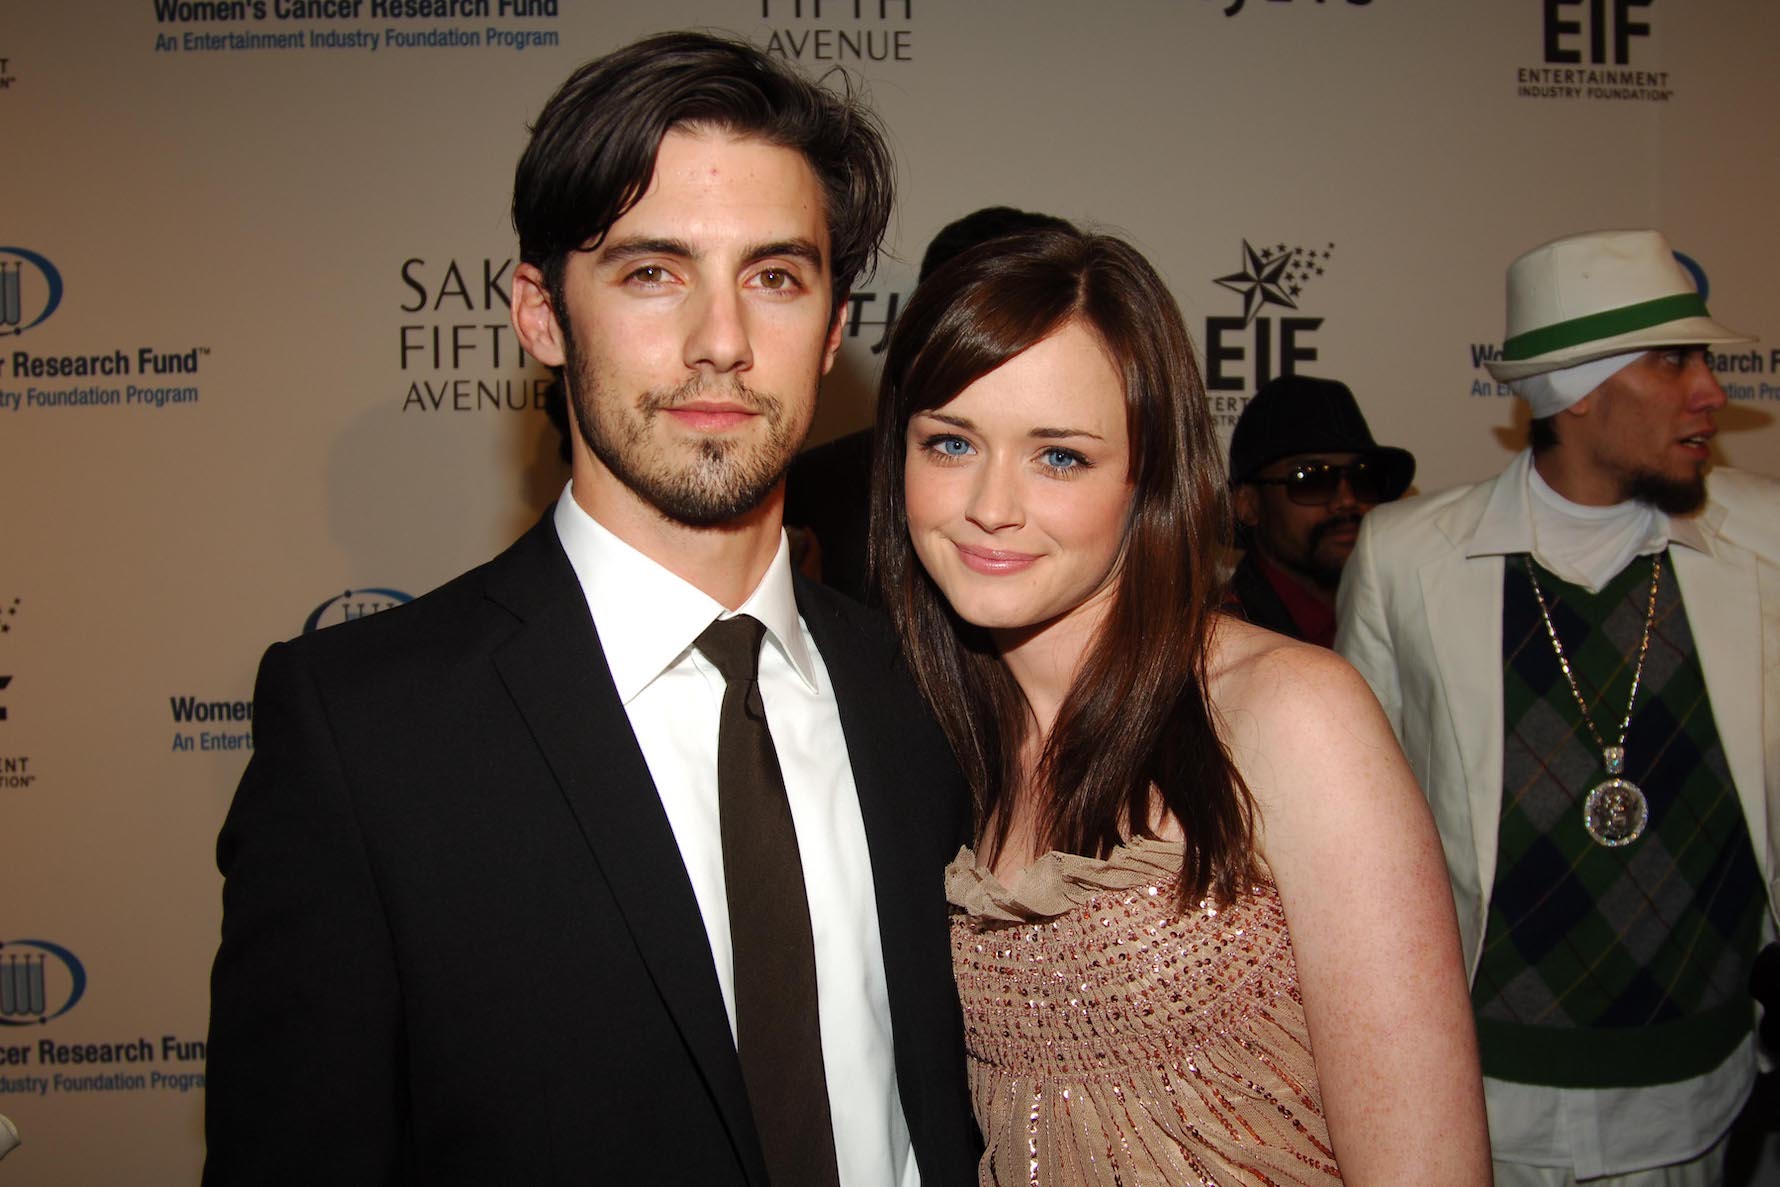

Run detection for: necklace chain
[[1523, 554, 1662, 761]]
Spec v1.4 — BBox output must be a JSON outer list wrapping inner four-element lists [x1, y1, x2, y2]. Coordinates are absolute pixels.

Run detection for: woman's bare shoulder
[[1208, 613, 1405, 814], [1206, 619, 1488, 1185], [1209, 613, 1373, 722]]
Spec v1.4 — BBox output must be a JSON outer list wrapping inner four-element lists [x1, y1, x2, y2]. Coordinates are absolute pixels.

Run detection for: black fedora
[[1227, 375, 1415, 500]]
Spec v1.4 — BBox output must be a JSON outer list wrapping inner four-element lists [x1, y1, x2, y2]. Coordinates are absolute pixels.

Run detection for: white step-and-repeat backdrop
[[3, 1, 1777, 1181]]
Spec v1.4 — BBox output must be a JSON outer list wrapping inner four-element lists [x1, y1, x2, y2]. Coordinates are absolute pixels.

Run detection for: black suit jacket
[[205, 516, 978, 1186]]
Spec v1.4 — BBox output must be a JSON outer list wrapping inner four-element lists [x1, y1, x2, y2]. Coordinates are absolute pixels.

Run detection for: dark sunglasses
[[1248, 460, 1389, 506]]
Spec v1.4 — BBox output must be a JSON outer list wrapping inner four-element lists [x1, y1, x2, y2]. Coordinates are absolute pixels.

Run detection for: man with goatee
[[205, 31, 977, 1187], [1337, 228, 1780, 1187]]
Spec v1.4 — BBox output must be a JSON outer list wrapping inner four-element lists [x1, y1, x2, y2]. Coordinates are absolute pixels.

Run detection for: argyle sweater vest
[[1471, 551, 1763, 1088]]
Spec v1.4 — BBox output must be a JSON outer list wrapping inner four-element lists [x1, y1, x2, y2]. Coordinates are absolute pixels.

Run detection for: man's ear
[[512, 262, 567, 368], [820, 293, 848, 376], [1232, 483, 1261, 528]]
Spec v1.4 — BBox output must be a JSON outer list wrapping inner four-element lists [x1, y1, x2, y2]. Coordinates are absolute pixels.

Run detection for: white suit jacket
[[1335, 450, 1780, 977]]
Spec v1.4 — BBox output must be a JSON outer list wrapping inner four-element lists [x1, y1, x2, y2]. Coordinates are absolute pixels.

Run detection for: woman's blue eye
[[937, 437, 972, 457], [1041, 447, 1081, 469]]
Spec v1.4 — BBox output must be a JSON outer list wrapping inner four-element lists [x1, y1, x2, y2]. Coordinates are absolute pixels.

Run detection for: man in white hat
[[1336, 228, 1780, 1186]]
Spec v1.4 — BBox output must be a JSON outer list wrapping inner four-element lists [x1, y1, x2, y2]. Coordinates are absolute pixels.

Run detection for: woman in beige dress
[[869, 225, 1491, 1186]]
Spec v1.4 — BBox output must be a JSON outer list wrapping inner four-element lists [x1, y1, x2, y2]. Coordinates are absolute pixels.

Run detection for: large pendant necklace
[[1523, 554, 1662, 848]]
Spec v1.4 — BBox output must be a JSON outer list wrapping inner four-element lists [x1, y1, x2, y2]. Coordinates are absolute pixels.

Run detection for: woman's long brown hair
[[870, 225, 1257, 907]]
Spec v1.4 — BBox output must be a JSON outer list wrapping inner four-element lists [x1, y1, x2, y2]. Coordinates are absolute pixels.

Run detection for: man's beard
[[1304, 514, 1363, 588], [1625, 469, 1707, 516], [565, 338, 804, 528]]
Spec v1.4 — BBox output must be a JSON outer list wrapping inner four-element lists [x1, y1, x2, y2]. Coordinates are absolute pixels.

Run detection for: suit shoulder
[[275, 519, 558, 676], [1355, 472, 1497, 565], [1706, 466, 1780, 557], [796, 574, 896, 650], [1365, 474, 1491, 533], [280, 563, 488, 668], [1706, 465, 1779, 500]]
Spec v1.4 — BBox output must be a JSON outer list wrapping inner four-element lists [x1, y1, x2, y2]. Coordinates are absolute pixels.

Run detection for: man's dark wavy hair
[[512, 30, 894, 321]]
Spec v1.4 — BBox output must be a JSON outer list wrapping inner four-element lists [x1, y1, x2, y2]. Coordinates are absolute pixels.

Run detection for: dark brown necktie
[[694, 615, 841, 1187]]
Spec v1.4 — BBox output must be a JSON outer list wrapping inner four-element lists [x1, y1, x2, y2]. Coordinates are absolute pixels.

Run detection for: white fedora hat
[[1485, 228, 1753, 382]]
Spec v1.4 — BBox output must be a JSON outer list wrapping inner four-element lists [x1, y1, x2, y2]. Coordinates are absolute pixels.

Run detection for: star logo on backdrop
[[1, 598, 17, 635], [1214, 240, 1336, 324]]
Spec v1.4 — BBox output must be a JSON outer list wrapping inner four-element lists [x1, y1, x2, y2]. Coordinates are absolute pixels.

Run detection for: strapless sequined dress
[[947, 837, 1340, 1186]]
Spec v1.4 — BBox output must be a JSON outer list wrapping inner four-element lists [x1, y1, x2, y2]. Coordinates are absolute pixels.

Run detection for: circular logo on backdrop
[[1672, 251, 1709, 302], [0, 247, 65, 337], [0, 939, 87, 1026], [304, 588, 415, 634]]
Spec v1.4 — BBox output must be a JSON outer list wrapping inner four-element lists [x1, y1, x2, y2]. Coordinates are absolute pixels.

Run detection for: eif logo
[[0, 247, 63, 337], [1544, 0, 1651, 65], [0, 940, 87, 1026], [304, 588, 415, 634], [1203, 239, 1334, 392], [1517, 0, 1669, 102]]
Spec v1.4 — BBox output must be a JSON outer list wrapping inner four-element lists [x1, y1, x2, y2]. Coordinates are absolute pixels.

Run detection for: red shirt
[[1253, 551, 1337, 649]]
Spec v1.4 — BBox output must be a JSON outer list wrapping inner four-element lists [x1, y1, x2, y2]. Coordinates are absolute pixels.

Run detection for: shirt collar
[[1466, 448, 1710, 558], [1665, 506, 1711, 555], [552, 485, 819, 704]]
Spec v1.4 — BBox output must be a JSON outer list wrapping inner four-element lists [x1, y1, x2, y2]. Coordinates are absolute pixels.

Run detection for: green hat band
[[1501, 292, 1709, 361]]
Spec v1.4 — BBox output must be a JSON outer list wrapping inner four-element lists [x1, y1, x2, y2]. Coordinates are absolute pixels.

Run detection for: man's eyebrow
[[593, 236, 826, 273], [742, 238, 825, 270], [597, 236, 696, 264]]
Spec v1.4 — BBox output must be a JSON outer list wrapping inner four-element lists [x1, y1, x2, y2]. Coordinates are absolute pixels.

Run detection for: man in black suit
[[205, 32, 977, 1186]]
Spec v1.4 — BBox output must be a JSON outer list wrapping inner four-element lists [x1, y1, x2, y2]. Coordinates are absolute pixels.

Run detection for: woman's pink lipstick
[[954, 542, 1039, 575]]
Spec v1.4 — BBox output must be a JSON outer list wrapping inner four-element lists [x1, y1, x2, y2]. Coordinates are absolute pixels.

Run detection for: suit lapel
[[484, 521, 767, 1186], [795, 582, 946, 1119], [1419, 501, 1507, 956], [797, 584, 914, 924]]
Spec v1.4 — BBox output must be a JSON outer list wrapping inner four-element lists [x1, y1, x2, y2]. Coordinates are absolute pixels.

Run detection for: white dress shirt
[[552, 487, 919, 1187]]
